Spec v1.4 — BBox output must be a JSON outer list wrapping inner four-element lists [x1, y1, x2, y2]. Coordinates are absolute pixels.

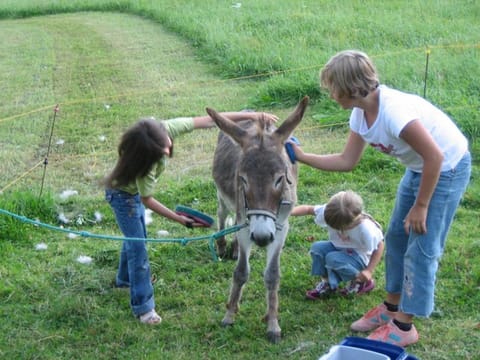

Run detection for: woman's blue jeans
[[385, 152, 471, 317], [310, 241, 366, 289], [105, 189, 155, 317]]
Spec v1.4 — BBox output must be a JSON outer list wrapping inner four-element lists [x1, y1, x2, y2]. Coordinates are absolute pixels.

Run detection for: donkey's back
[[212, 122, 246, 228]]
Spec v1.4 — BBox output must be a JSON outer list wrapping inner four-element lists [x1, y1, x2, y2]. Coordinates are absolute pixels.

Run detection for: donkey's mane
[[247, 118, 277, 150]]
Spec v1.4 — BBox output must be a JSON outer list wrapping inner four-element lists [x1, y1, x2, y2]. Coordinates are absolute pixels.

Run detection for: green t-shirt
[[118, 117, 195, 196]]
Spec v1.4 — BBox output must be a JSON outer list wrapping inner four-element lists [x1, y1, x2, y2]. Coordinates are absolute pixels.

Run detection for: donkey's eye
[[274, 175, 284, 188]]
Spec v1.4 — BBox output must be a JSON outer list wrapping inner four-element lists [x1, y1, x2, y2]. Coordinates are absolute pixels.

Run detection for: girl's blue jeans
[[385, 152, 471, 317], [310, 241, 366, 289], [105, 189, 155, 317]]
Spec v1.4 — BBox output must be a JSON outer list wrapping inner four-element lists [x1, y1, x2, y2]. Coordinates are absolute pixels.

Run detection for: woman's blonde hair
[[320, 50, 379, 99]]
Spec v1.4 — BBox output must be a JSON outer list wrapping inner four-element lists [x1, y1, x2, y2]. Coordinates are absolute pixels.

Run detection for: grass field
[[0, 1, 479, 359]]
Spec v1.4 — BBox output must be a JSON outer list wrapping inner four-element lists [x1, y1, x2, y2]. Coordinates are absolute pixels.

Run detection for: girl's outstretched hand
[[257, 112, 279, 125]]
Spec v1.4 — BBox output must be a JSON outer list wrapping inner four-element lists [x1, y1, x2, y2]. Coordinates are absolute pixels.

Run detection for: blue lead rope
[[0, 208, 246, 262]]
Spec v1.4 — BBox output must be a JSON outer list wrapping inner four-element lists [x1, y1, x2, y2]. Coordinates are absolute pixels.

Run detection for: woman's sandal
[[139, 309, 162, 325]]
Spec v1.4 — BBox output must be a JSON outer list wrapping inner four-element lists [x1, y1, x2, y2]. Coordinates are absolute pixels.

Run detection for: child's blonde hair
[[324, 191, 363, 230], [320, 50, 379, 99], [324, 190, 382, 231]]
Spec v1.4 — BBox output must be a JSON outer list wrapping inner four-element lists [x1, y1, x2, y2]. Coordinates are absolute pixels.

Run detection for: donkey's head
[[207, 96, 309, 247]]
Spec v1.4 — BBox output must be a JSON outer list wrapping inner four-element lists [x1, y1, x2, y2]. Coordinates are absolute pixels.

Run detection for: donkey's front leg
[[222, 240, 251, 327], [263, 241, 283, 343]]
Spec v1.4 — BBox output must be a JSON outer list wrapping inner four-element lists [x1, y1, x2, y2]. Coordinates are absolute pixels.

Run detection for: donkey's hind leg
[[222, 235, 252, 327], [215, 195, 230, 259]]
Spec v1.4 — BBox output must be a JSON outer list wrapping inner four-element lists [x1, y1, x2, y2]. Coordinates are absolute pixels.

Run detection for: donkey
[[207, 96, 309, 343]]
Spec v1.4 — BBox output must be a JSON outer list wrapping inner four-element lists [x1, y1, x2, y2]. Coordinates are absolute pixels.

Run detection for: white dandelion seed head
[[59, 189, 78, 200], [94, 211, 103, 222], [145, 209, 153, 225], [76, 255, 93, 264], [58, 213, 69, 224], [35, 243, 48, 250], [157, 230, 169, 237]]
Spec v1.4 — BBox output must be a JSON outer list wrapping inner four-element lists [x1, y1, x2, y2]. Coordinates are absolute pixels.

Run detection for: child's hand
[[356, 269, 372, 283]]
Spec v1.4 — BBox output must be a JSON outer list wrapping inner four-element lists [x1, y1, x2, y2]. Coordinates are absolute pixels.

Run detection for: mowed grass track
[[0, 12, 260, 197]]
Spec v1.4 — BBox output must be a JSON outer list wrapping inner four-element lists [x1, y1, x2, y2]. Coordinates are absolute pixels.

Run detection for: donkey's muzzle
[[247, 211, 276, 247]]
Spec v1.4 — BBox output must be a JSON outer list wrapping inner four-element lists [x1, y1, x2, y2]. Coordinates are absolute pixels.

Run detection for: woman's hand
[[289, 142, 305, 161], [403, 204, 428, 234]]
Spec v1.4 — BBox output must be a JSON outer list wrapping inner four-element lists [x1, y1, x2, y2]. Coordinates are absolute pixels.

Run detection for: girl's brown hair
[[103, 118, 170, 189]]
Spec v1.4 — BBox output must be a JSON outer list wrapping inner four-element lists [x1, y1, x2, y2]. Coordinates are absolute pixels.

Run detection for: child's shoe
[[350, 303, 395, 332], [305, 280, 333, 300], [340, 279, 375, 296], [367, 320, 419, 347]]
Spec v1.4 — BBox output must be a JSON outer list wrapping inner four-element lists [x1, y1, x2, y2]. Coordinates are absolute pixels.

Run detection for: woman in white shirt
[[291, 50, 471, 347]]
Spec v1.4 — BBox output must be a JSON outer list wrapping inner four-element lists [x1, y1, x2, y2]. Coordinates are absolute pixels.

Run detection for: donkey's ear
[[206, 107, 248, 146], [273, 96, 309, 142]]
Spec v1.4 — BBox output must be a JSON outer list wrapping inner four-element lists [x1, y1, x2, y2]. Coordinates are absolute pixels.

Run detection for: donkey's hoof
[[267, 331, 282, 344], [221, 317, 235, 328], [221, 244, 238, 260], [216, 243, 227, 259]]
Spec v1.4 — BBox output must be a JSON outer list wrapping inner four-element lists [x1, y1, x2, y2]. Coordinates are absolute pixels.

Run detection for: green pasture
[[0, 1, 479, 359]]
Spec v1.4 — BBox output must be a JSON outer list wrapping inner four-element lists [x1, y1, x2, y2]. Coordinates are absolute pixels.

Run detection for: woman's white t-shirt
[[313, 205, 383, 266], [350, 85, 468, 172]]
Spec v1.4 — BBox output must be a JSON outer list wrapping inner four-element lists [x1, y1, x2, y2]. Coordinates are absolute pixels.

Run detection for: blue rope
[[0, 208, 246, 262]]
